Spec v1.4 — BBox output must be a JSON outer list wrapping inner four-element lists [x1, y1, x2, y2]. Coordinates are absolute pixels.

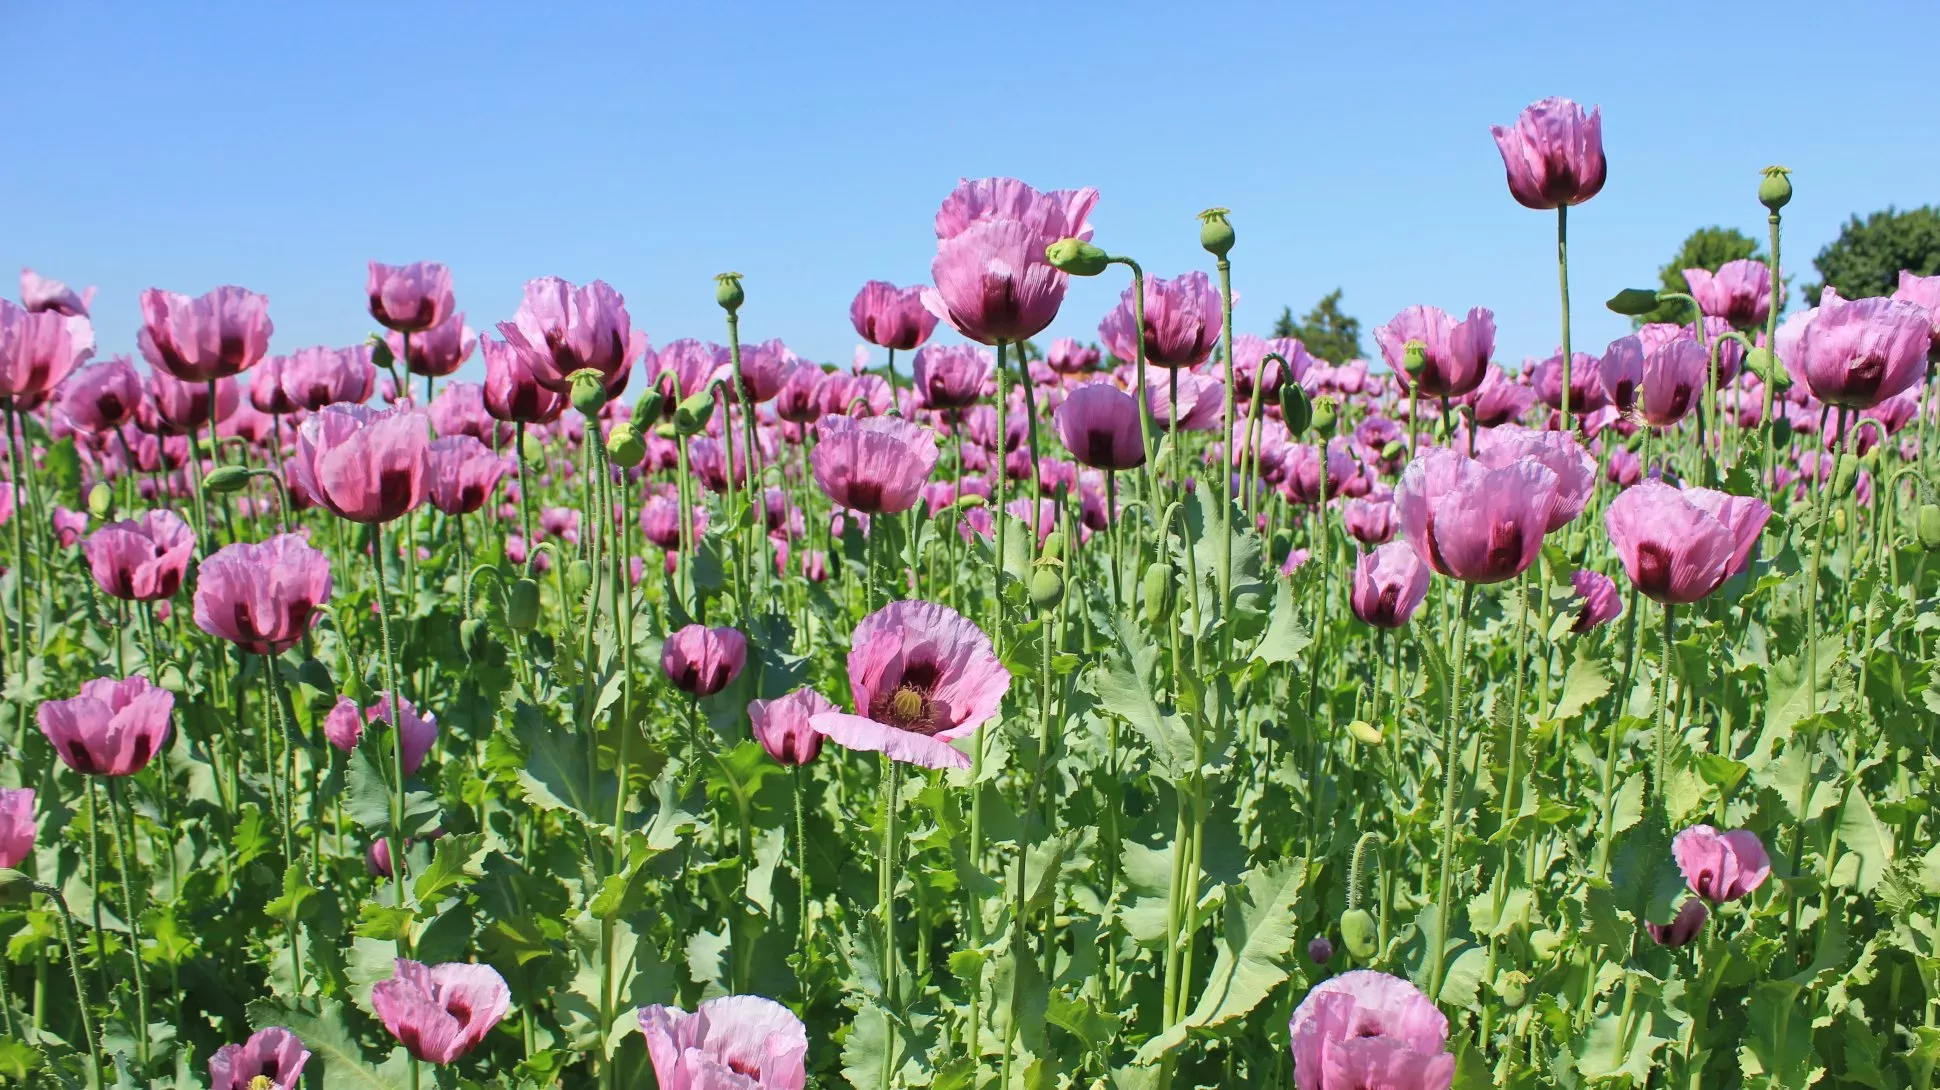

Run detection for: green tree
[[1271, 288, 1364, 363], [1638, 226, 1763, 326], [1806, 206, 1940, 300]]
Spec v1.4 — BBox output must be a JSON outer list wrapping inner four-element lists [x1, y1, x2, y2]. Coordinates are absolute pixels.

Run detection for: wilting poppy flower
[[1672, 824, 1771, 903], [810, 414, 938, 514], [288, 403, 430, 524], [370, 958, 511, 1065], [82, 509, 195, 601], [192, 534, 333, 655], [138, 285, 272, 383], [1289, 970, 1454, 1090], [661, 625, 747, 697], [809, 599, 1010, 770], [1396, 448, 1558, 585], [36, 675, 174, 777], [208, 1026, 310, 1090], [1350, 542, 1430, 629], [1604, 481, 1770, 604], [749, 687, 834, 766], [639, 995, 808, 1090], [367, 261, 455, 335], [850, 280, 939, 352], [1490, 97, 1607, 210]]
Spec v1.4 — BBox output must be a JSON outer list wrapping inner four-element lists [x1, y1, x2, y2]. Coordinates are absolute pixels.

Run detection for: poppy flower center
[[890, 687, 926, 722]]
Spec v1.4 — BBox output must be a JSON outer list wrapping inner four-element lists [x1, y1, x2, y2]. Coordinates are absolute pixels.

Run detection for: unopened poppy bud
[[1269, 527, 1294, 567], [1831, 506, 1848, 536], [1306, 934, 1333, 964], [1340, 908, 1377, 961], [1769, 416, 1792, 450], [1311, 396, 1338, 436], [1401, 340, 1428, 377], [606, 422, 646, 468], [507, 578, 540, 631], [569, 369, 607, 416], [1041, 531, 1066, 564], [654, 421, 678, 440], [86, 481, 113, 518], [715, 272, 745, 313], [1758, 166, 1792, 212], [1347, 719, 1383, 746], [1917, 504, 1940, 550], [567, 559, 593, 594], [1496, 970, 1529, 1010], [369, 336, 397, 371], [1045, 238, 1112, 277], [635, 389, 666, 422], [460, 618, 490, 662], [674, 392, 714, 437], [1606, 288, 1662, 317], [1379, 439, 1405, 463], [1198, 208, 1235, 258], [1142, 562, 1175, 626], [205, 465, 253, 494], [1280, 384, 1313, 436], [1030, 568, 1065, 612], [0, 868, 33, 906], [1743, 346, 1784, 386], [520, 431, 545, 469], [1832, 452, 1860, 499]]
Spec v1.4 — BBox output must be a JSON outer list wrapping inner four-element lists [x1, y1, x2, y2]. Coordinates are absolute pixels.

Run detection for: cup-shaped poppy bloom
[[1046, 337, 1100, 374], [661, 625, 748, 697], [850, 280, 940, 352], [1890, 270, 1940, 345], [480, 335, 567, 424], [772, 361, 827, 424], [809, 599, 1010, 770], [370, 958, 511, 1065], [1055, 382, 1145, 471], [192, 533, 333, 655], [1634, 336, 1710, 427], [388, 312, 476, 378], [138, 285, 272, 383], [425, 435, 506, 516], [209, 1026, 310, 1090], [1530, 350, 1608, 415], [1569, 569, 1622, 632], [749, 687, 834, 766], [52, 507, 89, 548], [1097, 271, 1223, 370], [1604, 481, 1770, 604], [1475, 425, 1595, 532], [1289, 970, 1454, 1090], [1461, 365, 1537, 427], [1777, 290, 1932, 409], [0, 298, 95, 401], [0, 788, 36, 868], [1282, 440, 1359, 507], [288, 403, 430, 524], [911, 343, 991, 411], [935, 176, 1098, 244], [427, 380, 497, 442], [1374, 306, 1495, 398], [639, 995, 809, 1090], [1145, 370, 1223, 432], [640, 494, 707, 551], [36, 675, 174, 777], [347, 692, 440, 775], [1232, 334, 1314, 400], [810, 414, 938, 514], [277, 345, 376, 413], [147, 370, 238, 434], [367, 261, 455, 335], [495, 276, 631, 393], [1350, 542, 1430, 629], [1395, 448, 1558, 585], [83, 509, 195, 601], [1672, 824, 1772, 904], [58, 356, 142, 433], [1645, 898, 1709, 948], [1341, 497, 1396, 545], [1684, 258, 1777, 330], [1490, 97, 1607, 210], [923, 219, 1069, 347], [20, 268, 93, 317]]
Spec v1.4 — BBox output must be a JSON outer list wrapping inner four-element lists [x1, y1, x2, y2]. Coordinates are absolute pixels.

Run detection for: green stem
[[1558, 205, 1573, 419], [105, 778, 149, 1068], [1426, 580, 1478, 1003]]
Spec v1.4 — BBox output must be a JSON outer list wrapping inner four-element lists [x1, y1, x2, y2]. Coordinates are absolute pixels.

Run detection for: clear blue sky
[[4, 2, 1935, 380]]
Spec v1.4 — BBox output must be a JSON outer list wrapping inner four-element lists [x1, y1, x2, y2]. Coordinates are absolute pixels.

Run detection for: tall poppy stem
[[1557, 205, 1573, 419], [104, 777, 149, 1068], [1426, 580, 1478, 1003], [370, 519, 411, 939]]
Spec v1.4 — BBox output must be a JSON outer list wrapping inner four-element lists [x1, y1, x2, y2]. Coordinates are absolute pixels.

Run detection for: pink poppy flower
[[1289, 970, 1454, 1090], [370, 958, 511, 1065], [1569, 569, 1622, 632], [1684, 259, 1777, 331], [749, 687, 834, 766], [850, 281, 939, 353], [389, 312, 476, 379], [192, 534, 333, 655], [810, 414, 937, 514], [0, 788, 36, 868], [911, 343, 991, 412], [495, 276, 632, 393], [1349, 542, 1430, 629], [367, 261, 455, 335], [425, 435, 507, 516], [288, 403, 430, 524], [19, 268, 93, 317], [1374, 306, 1494, 399], [1395, 448, 1558, 585], [82, 509, 195, 601], [1777, 289, 1932, 410], [1646, 899, 1709, 947], [1097, 271, 1223, 370], [639, 995, 808, 1090], [36, 675, 174, 777], [0, 298, 95, 401], [1045, 337, 1100, 374], [1489, 97, 1607, 210], [809, 600, 1010, 770], [57, 356, 142, 433], [1672, 824, 1771, 903], [661, 625, 748, 697], [1055, 382, 1144, 471], [138, 285, 272, 383], [480, 335, 566, 424], [208, 1026, 310, 1090], [1474, 424, 1595, 532], [1604, 481, 1770, 604]]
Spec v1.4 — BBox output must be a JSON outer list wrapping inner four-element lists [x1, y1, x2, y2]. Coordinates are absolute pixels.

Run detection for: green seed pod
[[675, 392, 715, 437], [507, 578, 541, 632], [86, 481, 113, 519], [1269, 527, 1294, 567], [1044, 238, 1111, 277], [1758, 165, 1792, 212], [1310, 396, 1338, 437], [1401, 340, 1428, 378], [1917, 504, 1940, 550], [1280, 383, 1313, 437], [1041, 531, 1067, 564], [521, 431, 546, 469], [1605, 288, 1662, 317], [369, 336, 397, 371], [1030, 568, 1065, 612], [1197, 207, 1235, 258], [1496, 970, 1529, 1010], [1142, 562, 1175, 626], [1340, 908, 1378, 961], [460, 618, 491, 662], [205, 465, 254, 494], [569, 369, 608, 417], [605, 422, 646, 468], [1831, 452, 1861, 499], [715, 272, 745, 313], [566, 558, 594, 595]]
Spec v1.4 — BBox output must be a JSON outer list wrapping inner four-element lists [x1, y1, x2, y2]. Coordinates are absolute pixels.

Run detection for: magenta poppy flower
[[1342, 497, 1396, 545], [208, 1026, 310, 1090], [277, 345, 376, 413], [810, 414, 938, 515], [1604, 481, 1770, 604], [58, 356, 142, 433], [1374, 306, 1495, 398], [370, 958, 511, 1065], [639, 995, 808, 1090], [1054, 382, 1145, 471], [1777, 289, 1932, 409], [772, 361, 827, 424], [911, 343, 991, 411], [1232, 334, 1313, 399], [82, 509, 195, 602], [480, 335, 567, 424], [1395, 448, 1558, 585], [147, 371, 238, 434], [1634, 336, 1709, 427], [1684, 259, 1777, 331], [933, 176, 1098, 245], [1350, 542, 1430, 629], [1890, 271, 1940, 344], [1672, 824, 1771, 904], [388, 312, 476, 378], [1530, 350, 1608, 415], [20, 268, 93, 317], [1570, 569, 1622, 632], [648, 339, 728, 405], [1460, 365, 1537, 427], [661, 625, 748, 697], [1145, 370, 1223, 431], [495, 276, 631, 393], [850, 280, 939, 352], [923, 219, 1069, 347], [1489, 97, 1607, 211], [288, 403, 430, 524], [425, 435, 506, 516], [1046, 337, 1100, 374], [1282, 440, 1359, 507], [1646, 898, 1709, 947], [640, 494, 706, 551], [192, 533, 333, 655], [1475, 425, 1595, 532], [749, 687, 834, 766], [0, 298, 95, 401], [0, 788, 36, 868], [809, 599, 1010, 770], [367, 261, 455, 335], [1289, 970, 1454, 1090], [36, 675, 174, 777], [360, 692, 439, 775], [427, 380, 496, 442], [51, 506, 88, 548], [138, 285, 272, 383], [1096, 271, 1223, 370]]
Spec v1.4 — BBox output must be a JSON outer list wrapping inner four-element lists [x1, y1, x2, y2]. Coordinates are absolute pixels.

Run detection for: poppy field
[[0, 95, 1937, 1090]]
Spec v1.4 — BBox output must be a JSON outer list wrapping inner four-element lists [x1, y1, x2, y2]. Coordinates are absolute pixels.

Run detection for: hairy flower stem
[[880, 757, 901, 1008], [370, 520, 412, 938], [1595, 579, 1644, 879], [1427, 580, 1478, 1003], [1215, 255, 1236, 622], [1761, 210, 1784, 491], [105, 778, 150, 1068], [1653, 603, 1676, 811], [42, 886, 101, 1086], [1558, 205, 1573, 419]]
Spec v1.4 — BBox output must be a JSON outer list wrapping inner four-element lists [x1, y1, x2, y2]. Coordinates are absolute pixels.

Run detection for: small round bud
[[1917, 504, 1940, 551], [1605, 288, 1662, 317], [569, 369, 608, 417], [460, 618, 490, 662], [520, 431, 546, 469], [1496, 970, 1529, 1010], [1306, 934, 1333, 965], [606, 422, 646, 468], [1197, 208, 1235, 258], [1044, 238, 1112, 277], [507, 578, 541, 632], [86, 481, 113, 518], [205, 465, 254, 494], [566, 559, 594, 595], [1041, 531, 1067, 564], [1340, 908, 1378, 961], [1347, 720, 1384, 746], [1401, 340, 1428, 377], [1280, 384, 1313, 437], [1030, 568, 1065, 612], [1310, 396, 1338, 436], [1831, 452, 1861, 499], [715, 272, 745, 313], [1759, 166, 1793, 213], [1142, 563, 1175, 626]]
